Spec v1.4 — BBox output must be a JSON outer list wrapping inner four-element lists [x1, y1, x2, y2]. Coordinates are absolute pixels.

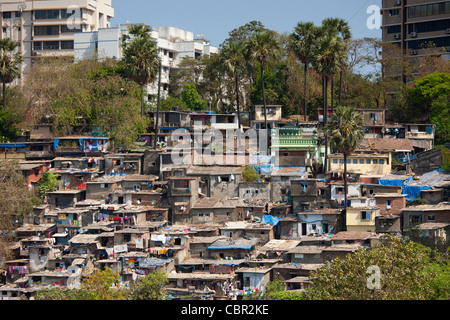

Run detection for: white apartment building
[[0, 0, 114, 81], [74, 24, 218, 99]]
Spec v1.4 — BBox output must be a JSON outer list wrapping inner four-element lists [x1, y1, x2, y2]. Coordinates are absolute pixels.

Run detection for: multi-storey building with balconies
[[381, 0, 450, 81], [0, 0, 114, 82]]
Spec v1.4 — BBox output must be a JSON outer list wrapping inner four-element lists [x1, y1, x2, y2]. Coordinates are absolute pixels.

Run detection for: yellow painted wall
[[346, 208, 379, 232]]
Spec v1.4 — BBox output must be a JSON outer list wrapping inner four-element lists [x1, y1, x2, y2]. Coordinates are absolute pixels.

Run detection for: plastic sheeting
[[262, 215, 284, 226]]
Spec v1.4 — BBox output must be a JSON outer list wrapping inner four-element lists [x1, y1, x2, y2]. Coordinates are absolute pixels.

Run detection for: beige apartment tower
[[0, 0, 114, 81]]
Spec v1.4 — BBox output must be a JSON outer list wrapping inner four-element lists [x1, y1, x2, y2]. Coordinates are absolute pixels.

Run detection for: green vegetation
[[36, 172, 59, 199], [242, 165, 260, 182], [35, 268, 169, 300]]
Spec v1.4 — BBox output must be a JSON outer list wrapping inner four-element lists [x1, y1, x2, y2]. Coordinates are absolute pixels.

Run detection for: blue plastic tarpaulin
[[262, 215, 284, 226]]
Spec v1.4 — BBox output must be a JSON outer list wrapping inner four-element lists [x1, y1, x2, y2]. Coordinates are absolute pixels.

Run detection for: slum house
[[297, 208, 344, 237], [14, 224, 56, 241], [67, 233, 101, 261], [268, 167, 309, 203], [219, 221, 274, 245], [52, 156, 104, 171], [361, 183, 403, 197], [271, 263, 324, 283], [165, 272, 235, 300], [53, 136, 111, 157], [17, 160, 51, 189], [85, 175, 123, 201], [2, 259, 29, 286], [46, 189, 86, 209], [188, 236, 227, 259], [27, 241, 64, 273], [374, 193, 406, 216], [329, 182, 362, 207], [238, 182, 271, 201], [186, 166, 243, 199], [54, 208, 94, 238], [287, 245, 327, 264], [291, 178, 333, 213], [104, 153, 144, 175], [236, 199, 268, 221], [114, 228, 150, 252], [250, 105, 283, 129], [346, 206, 381, 232], [409, 148, 443, 176], [166, 176, 199, 224], [207, 237, 258, 260], [406, 222, 450, 251], [356, 108, 386, 139], [401, 202, 450, 231], [235, 267, 272, 294], [176, 257, 246, 275], [404, 123, 436, 152], [270, 126, 319, 169], [25, 124, 55, 160], [255, 239, 301, 262], [27, 205, 51, 225], [328, 152, 392, 178]]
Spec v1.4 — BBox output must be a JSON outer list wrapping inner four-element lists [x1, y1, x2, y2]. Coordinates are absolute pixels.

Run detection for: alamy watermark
[[366, 5, 381, 30], [66, 5, 82, 30], [169, 123, 279, 168], [366, 265, 382, 290]]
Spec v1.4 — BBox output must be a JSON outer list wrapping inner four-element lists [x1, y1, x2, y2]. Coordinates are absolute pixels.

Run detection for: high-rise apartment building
[[0, 0, 114, 81], [381, 0, 450, 80]]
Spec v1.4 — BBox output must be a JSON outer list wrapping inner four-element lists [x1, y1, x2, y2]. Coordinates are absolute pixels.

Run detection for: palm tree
[[324, 105, 363, 219], [0, 38, 23, 110], [313, 34, 346, 173], [290, 21, 319, 119], [245, 31, 281, 132], [218, 41, 247, 133], [321, 18, 352, 107], [122, 25, 160, 118]]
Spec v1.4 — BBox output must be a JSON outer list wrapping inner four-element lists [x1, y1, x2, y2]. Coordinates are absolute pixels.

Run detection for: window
[[34, 10, 60, 20], [339, 159, 345, 164], [43, 41, 59, 50], [359, 159, 365, 164], [366, 159, 371, 164], [15, 11, 21, 18], [427, 214, 436, 221], [61, 25, 82, 33], [387, 25, 401, 34], [389, 9, 400, 16], [333, 159, 338, 164], [3, 12, 11, 19], [379, 159, 385, 165], [353, 159, 358, 164], [219, 176, 230, 182], [34, 26, 59, 36], [373, 159, 378, 164], [386, 200, 392, 210], [361, 211, 372, 220], [61, 40, 74, 50]]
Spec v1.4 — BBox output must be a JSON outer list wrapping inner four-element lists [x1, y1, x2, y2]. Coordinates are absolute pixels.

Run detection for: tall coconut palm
[[313, 34, 346, 173], [122, 25, 160, 118], [324, 105, 363, 219], [245, 31, 281, 132], [218, 41, 247, 134], [0, 38, 23, 110], [321, 18, 352, 107], [290, 21, 319, 119]]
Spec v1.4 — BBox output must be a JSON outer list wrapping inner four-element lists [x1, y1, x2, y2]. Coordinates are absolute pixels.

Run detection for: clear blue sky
[[110, 0, 382, 47]]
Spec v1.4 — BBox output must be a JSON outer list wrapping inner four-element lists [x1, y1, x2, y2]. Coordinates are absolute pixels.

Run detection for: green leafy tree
[[0, 161, 40, 263], [36, 172, 59, 199], [180, 82, 207, 111], [242, 165, 260, 182], [0, 38, 23, 110], [304, 238, 436, 300], [127, 271, 169, 300], [35, 267, 127, 300], [0, 109, 20, 142], [324, 106, 364, 213]]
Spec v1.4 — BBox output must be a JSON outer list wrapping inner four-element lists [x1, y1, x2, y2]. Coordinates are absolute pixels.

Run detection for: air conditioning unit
[[394, 0, 401, 5], [410, 50, 417, 55], [411, 32, 417, 38], [394, 34, 400, 39], [446, 28, 450, 34]]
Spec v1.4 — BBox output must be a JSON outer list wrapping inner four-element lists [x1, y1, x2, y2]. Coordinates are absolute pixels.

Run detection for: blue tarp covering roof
[[262, 215, 284, 226], [379, 169, 450, 202]]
